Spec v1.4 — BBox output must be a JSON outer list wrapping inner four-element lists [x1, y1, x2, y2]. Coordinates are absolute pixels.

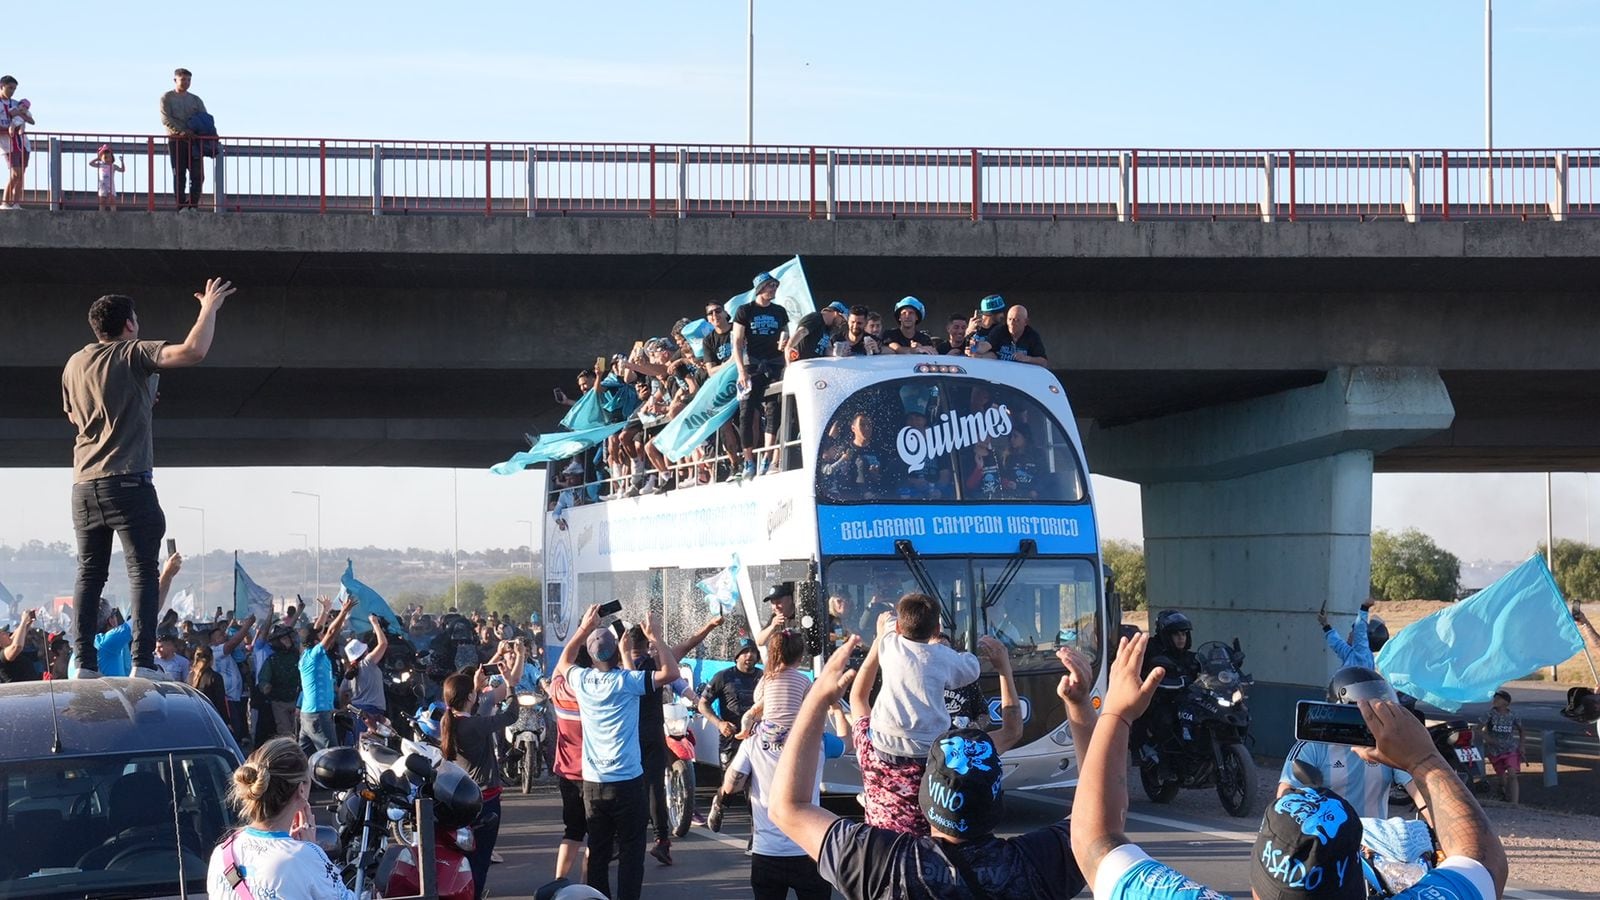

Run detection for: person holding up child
[[89, 145, 125, 211], [0, 76, 35, 210]]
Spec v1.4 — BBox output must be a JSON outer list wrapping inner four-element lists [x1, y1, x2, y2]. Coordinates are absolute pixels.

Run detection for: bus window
[[972, 557, 1100, 674], [822, 559, 970, 649], [745, 560, 811, 641], [816, 377, 1086, 505], [780, 394, 802, 473]]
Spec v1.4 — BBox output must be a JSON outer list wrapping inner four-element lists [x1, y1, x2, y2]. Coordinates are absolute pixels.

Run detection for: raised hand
[[1054, 647, 1093, 705], [196, 277, 236, 309], [812, 634, 860, 702], [1354, 699, 1439, 772], [1102, 633, 1165, 722]]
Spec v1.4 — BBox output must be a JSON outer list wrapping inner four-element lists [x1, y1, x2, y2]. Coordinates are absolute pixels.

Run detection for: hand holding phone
[[165, 538, 177, 556], [481, 663, 500, 678], [1294, 700, 1376, 747], [596, 599, 624, 619]]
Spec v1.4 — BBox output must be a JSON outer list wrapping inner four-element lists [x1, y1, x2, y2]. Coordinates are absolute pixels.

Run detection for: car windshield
[[823, 556, 1101, 674], [0, 751, 235, 899]]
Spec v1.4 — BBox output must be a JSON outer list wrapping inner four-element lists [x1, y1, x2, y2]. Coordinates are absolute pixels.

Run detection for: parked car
[[0, 677, 243, 899]]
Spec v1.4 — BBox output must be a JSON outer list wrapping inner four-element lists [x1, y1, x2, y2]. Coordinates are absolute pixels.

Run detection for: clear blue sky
[[1, 1, 1594, 562]]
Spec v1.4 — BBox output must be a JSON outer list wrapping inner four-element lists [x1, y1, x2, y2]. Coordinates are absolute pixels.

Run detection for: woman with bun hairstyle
[[206, 737, 353, 899]]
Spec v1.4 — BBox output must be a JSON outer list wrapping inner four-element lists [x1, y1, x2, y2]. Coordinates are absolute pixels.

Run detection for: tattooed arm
[[1356, 699, 1508, 897], [1069, 633, 1166, 887]]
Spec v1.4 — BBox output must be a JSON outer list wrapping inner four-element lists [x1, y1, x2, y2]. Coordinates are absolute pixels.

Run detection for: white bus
[[542, 354, 1111, 794]]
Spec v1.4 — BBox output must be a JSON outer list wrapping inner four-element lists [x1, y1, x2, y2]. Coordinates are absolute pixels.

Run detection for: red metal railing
[[15, 132, 1598, 222]]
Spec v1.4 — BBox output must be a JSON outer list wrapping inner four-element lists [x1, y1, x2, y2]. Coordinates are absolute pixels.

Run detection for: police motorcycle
[[310, 706, 482, 900], [1135, 611, 1257, 817], [504, 682, 552, 794]]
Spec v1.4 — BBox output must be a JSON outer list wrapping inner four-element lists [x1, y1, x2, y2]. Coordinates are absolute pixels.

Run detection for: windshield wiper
[[893, 539, 957, 635], [978, 539, 1037, 635]]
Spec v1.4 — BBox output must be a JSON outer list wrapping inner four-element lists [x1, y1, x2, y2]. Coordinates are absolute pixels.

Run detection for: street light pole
[[292, 491, 322, 598], [516, 519, 535, 576], [290, 532, 309, 598], [179, 506, 206, 614], [452, 470, 460, 609]]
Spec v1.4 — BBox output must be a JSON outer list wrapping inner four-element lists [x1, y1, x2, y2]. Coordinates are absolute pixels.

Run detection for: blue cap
[[979, 294, 1006, 314], [895, 296, 926, 322], [752, 272, 779, 289], [825, 301, 849, 316]]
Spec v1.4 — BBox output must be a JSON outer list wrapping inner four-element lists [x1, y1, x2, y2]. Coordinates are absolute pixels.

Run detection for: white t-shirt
[[870, 634, 979, 759], [212, 643, 245, 701], [1280, 740, 1412, 819], [1091, 843, 1494, 900], [206, 827, 355, 900], [729, 724, 823, 857]]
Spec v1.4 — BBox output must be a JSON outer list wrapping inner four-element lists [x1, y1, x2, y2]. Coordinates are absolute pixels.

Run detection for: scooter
[[311, 722, 482, 900], [663, 701, 698, 838], [505, 688, 552, 794]]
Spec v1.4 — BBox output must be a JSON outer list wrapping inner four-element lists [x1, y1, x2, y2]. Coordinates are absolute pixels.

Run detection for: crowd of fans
[[548, 273, 1049, 508]]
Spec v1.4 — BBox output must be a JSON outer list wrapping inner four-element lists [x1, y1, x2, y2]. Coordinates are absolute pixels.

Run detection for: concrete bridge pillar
[[1085, 367, 1455, 755]]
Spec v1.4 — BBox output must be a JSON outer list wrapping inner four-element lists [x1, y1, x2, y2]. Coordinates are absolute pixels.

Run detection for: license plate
[[1456, 748, 1482, 764]]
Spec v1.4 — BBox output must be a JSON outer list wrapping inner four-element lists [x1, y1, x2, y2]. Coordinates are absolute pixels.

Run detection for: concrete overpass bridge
[[6, 133, 1600, 751]]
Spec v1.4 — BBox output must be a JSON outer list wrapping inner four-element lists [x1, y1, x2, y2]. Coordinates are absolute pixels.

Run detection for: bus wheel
[[667, 758, 696, 838]]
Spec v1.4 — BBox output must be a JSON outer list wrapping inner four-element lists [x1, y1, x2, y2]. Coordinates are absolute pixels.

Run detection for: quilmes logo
[[896, 405, 1014, 473]]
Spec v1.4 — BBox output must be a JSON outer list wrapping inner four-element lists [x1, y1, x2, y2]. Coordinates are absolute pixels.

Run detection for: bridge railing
[[18, 132, 1599, 222]]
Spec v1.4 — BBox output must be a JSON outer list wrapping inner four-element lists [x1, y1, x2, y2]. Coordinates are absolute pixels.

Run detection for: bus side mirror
[[795, 578, 824, 658]]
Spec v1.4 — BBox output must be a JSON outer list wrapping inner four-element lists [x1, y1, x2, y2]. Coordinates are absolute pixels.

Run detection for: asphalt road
[[475, 778, 1579, 900]]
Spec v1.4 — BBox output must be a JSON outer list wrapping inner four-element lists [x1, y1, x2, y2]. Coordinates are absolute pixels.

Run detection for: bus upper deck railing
[[18, 132, 1600, 222]]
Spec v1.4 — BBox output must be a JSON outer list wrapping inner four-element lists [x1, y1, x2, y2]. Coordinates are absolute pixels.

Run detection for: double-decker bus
[[542, 354, 1110, 793]]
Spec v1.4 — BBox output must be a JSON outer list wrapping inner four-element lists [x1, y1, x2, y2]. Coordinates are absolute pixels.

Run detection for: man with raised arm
[[554, 604, 678, 900], [768, 634, 1097, 899], [1070, 632, 1507, 900], [62, 277, 236, 679], [299, 596, 355, 754]]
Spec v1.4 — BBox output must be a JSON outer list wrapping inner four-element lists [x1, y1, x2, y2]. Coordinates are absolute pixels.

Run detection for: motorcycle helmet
[[414, 701, 448, 741], [1153, 609, 1193, 653], [310, 746, 364, 792], [894, 296, 926, 323], [431, 760, 485, 831], [1326, 666, 1399, 705], [1365, 615, 1390, 653]]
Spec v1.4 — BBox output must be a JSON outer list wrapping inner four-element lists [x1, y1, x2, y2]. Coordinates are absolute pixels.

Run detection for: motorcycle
[[663, 700, 698, 838], [504, 688, 552, 794], [1137, 639, 1258, 817], [311, 720, 483, 900]]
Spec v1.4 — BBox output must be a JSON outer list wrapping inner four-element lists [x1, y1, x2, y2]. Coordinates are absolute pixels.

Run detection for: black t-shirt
[[450, 703, 518, 791], [702, 328, 734, 366], [0, 651, 38, 683], [634, 658, 667, 762], [846, 335, 881, 357], [982, 324, 1047, 361], [734, 302, 790, 363], [816, 819, 1085, 900], [794, 311, 835, 360], [881, 329, 934, 353], [703, 666, 761, 751], [934, 337, 967, 356]]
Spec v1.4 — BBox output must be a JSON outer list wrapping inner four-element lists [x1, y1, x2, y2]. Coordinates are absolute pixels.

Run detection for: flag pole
[[233, 551, 239, 623]]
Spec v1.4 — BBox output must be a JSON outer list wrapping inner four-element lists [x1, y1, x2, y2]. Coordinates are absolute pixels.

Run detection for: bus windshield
[[816, 376, 1085, 505], [823, 556, 1101, 674]]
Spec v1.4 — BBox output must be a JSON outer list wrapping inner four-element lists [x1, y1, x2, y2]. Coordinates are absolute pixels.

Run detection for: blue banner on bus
[[817, 503, 1098, 557]]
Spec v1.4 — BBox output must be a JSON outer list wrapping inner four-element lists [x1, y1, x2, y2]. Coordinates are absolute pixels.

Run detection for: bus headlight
[[1048, 723, 1073, 747]]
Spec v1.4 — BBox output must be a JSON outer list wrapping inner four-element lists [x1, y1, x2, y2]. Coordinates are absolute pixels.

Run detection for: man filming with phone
[[1071, 632, 1506, 900], [1279, 667, 1428, 822]]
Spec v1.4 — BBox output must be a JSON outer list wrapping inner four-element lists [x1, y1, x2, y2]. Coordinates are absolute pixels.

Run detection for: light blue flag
[[560, 388, 606, 431], [338, 559, 403, 635], [234, 559, 274, 622], [492, 421, 629, 475], [697, 554, 743, 614], [652, 363, 740, 462], [1376, 555, 1585, 711], [724, 256, 817, 331]]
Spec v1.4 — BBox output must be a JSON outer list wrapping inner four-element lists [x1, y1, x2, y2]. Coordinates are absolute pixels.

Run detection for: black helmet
[[1326, 666, 1398, 705], [309, 746, 364, 792], [1366, 615, 1390, 653], [1154, 609, 1192, 640]]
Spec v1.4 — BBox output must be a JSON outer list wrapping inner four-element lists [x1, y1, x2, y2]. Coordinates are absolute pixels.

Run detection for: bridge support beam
[[1085, 367, 1454, 756]]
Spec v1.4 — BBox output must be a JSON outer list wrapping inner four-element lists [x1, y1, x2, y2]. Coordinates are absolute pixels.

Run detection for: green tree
[[487, 576, 542, 623], [1101, 539, 1147, 611], [1370, 528, 1460, 602], [1536, 539, 1600, 603], [437, 581, 488, 613]]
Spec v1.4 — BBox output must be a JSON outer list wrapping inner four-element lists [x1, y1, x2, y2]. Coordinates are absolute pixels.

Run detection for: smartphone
[[1294, 700, 1376, 747], [631, 340, 645, 357], [596, 599, 624, 619], [165, 538, 177, 556], [610, 620, 627, 639], [553, 388, 566, 402], [481, 663, 500, 678], [595, 356, 609, 374]]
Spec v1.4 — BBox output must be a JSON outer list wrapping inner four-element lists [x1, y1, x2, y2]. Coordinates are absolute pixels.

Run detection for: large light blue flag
[[338, 559, 403, 635], [724, 256, 816, 331], [560, 388, 607, 431], [652, 363, 741, 462], [234, 558, 274, 621], [1376, 555, 1585, 711], [492, 421, 628, 475]]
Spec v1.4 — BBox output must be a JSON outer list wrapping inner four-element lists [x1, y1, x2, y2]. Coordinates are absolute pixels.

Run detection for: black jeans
[[168, 136, 205, 208], [738, 359, 784, 451], [583, 775, 646, 900], [71, 475, 166, 672], [751, 853, 833, 900], [642, 750, 669, 843]]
